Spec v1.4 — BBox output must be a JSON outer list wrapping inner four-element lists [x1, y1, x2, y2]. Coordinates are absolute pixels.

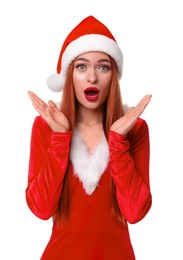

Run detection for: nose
[[87, 68, 98, 84]]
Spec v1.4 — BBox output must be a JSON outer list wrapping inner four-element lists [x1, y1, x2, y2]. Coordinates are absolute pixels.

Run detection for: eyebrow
[[75, 57, 111, 63]]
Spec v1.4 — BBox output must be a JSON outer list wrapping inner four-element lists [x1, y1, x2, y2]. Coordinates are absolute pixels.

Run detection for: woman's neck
[[75, 105, 104, 152], [76, 105, 104, 127]]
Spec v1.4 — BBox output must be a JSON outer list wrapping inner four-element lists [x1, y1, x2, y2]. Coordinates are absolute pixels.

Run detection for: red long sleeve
[[25, 116, 72, 220], [25, 116, 151, 259], [109, 118, 152, 224]]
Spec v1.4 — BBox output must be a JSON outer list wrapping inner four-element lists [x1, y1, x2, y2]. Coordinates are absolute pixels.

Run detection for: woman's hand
[[110, 94, 152, 135], [28, 91, 70, 133]]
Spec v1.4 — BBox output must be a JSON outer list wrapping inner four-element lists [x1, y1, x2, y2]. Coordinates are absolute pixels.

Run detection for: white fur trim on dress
[[70, 128, 109, 195]]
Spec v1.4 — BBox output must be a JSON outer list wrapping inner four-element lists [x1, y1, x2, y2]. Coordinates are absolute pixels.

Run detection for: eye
[[76, 64, 87, 71], [98, 65, 111, 72]]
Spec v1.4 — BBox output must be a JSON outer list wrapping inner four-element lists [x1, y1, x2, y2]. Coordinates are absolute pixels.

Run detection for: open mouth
[[84, 87, 99, 102]]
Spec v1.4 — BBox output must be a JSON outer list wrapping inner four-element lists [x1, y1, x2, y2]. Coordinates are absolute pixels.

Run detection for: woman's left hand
[[110, 94, 152, 135]]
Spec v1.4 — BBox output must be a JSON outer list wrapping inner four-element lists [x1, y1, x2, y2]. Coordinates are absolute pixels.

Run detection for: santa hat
[[47, 15, 123, 92]]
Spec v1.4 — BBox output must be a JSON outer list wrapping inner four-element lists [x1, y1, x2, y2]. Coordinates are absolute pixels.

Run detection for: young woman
[[26, 16, 152, 259]]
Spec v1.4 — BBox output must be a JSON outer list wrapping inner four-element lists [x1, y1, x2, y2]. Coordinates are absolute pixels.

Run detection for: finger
[[137, 95, 152, 107], [27, 91, 39, 101], [30, 96, 49, 116], [127, 106, 135, 114], [126, 95, 151, 121], [48, 100, 59, 111], [28, 91, 47, 107], [28, 91, 50, 115], [134, 95, 152, 115]]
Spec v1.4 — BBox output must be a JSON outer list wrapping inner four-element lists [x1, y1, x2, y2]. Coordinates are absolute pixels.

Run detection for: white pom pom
[[46, 73, 65, 92]]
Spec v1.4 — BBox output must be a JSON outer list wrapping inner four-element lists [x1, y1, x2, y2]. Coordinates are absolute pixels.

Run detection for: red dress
[[26, 116, 152, 260]]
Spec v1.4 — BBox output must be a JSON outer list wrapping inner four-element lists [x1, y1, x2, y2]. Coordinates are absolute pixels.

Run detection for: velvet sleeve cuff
[[50, 131, 72, 150], [108, 130, 129, 152]]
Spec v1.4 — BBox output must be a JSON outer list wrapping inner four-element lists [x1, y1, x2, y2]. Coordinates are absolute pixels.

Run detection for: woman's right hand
[[28, 91, 70, 133]]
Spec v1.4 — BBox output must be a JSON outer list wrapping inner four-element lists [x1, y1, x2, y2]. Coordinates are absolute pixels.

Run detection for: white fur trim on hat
[[62, 34, 123, 78], [47, 34, 123, 92]]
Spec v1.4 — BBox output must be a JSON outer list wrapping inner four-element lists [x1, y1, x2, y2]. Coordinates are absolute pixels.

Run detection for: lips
[[84, 87, 99, 102]]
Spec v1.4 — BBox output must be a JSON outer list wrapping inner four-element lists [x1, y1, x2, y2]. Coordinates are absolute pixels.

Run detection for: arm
[[25, 116, 72, 220], [109, 118, 152, 224]]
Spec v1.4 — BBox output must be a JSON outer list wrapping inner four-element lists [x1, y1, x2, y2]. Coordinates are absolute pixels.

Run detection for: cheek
[[73, 71, 85, 85], [73, 73, 83, 96], [102, 77, 111, 94], [100, 84, 111, 100], [73, 79, 84, 101]]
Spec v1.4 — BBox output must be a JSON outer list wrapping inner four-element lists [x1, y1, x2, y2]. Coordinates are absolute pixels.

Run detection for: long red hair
[[53, 57, 125, 225]]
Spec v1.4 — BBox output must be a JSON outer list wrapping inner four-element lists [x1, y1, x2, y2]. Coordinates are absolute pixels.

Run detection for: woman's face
[[73, 51, 112, 110]]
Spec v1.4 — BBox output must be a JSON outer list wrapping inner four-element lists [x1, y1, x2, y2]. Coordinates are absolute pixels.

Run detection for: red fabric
[[26, 116, 152, 260], [109, 118, 152, 223], [57, 16, 117, 73]]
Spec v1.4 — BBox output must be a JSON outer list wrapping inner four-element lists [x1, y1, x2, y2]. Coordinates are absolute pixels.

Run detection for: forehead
[[76, 51, 110, 61]]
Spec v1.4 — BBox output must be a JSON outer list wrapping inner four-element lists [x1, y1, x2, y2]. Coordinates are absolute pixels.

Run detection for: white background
[[0, 0, 183, 259]]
